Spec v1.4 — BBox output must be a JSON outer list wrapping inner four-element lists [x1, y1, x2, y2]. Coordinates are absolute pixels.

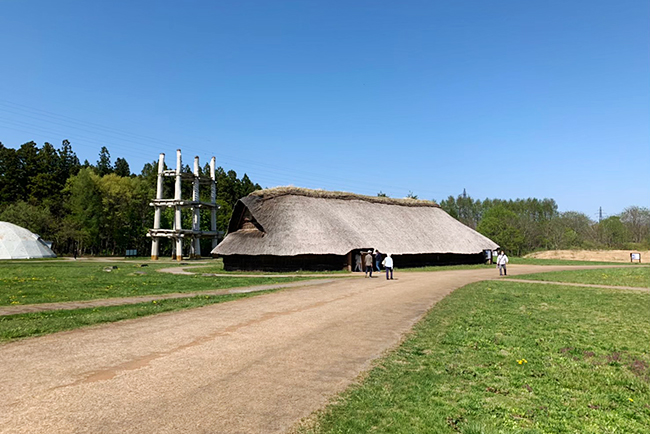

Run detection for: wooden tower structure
[[148, 149, 218, 261]]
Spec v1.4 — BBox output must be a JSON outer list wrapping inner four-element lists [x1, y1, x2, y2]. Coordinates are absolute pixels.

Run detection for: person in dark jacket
[[374, 250, 383, 272]]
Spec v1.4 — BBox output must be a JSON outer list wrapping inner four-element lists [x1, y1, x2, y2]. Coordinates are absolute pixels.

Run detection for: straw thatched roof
[[212, 187, 498, 257]]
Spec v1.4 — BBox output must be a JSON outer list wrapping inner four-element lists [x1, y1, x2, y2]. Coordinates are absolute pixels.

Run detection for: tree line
[[0, 141, 260, 256], [437, 193, 650, 256], [2, 140, 647, 258]]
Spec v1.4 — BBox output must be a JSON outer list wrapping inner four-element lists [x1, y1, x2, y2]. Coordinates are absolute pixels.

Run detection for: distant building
[[0, 222, 57, 260], [212, 187, 498, 271]]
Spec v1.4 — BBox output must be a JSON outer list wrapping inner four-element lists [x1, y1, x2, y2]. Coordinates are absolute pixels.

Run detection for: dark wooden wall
[[221, 252, 486, 271]]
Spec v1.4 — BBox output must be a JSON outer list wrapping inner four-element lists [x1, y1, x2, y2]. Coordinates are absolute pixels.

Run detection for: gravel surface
[[0, 265, 617, 434]]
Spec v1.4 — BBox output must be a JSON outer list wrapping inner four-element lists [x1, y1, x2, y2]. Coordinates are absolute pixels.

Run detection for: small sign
[[630, 253, 641, 263], [126, 249, 138, 257]]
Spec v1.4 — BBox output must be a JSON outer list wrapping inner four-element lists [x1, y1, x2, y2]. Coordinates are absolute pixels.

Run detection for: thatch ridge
[[249, 186, 440, 208]]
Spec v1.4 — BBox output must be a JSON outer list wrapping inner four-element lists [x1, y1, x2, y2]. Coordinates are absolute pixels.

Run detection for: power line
[[0, 99, 454, 198]]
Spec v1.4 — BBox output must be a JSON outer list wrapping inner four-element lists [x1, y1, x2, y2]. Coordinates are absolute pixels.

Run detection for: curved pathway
[[0, 265, 640, 434]]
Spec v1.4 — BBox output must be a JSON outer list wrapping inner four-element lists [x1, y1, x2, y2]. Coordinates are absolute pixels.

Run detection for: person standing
[[374, 250, 383, 272], [354, 252, 362, 272], [382, 254, 394, 280], [364, 250, 374, 278], [497, 250, 509, 276]]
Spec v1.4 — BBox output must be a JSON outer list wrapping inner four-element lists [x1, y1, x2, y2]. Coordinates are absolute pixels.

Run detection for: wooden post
[[175, 149, 183, 261], [151, 153, 165, 260], [192, 156, 201, 258], [346, 251, 352, 271], [210, 156, 217, 250]]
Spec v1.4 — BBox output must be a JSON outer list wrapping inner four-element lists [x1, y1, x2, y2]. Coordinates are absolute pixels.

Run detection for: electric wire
[[0, 99, 452, 199]]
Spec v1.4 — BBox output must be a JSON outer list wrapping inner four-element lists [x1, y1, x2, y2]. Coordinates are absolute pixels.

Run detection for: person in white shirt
[[382, 254, 394, 280], [496, 250, 509, 276]]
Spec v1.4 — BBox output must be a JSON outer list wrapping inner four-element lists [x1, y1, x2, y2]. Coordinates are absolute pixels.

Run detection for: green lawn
[[510, 257, 637, 266], [0, 290, 279, 343], [300, 280, 650, 433], [399, 264, 494, 272], [0, 260, 309, 305], [511, 267, 650, 288]]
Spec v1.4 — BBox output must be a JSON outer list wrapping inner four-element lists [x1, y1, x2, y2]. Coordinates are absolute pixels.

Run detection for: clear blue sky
[[1, 0, 648, 219]]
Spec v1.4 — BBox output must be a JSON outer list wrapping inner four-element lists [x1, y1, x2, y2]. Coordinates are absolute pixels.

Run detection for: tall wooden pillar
[[174, 149, 183, 261], [210, 157, 218, 249], [192, 156, 201, 258], [151, 153, 165, 260]]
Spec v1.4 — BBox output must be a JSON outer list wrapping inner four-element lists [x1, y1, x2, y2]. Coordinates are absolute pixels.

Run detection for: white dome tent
[[0, 222, 56, 260]]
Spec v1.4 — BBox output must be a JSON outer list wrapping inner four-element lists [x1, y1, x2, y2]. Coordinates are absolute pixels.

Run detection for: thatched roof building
[[212, 187, 498, 271]]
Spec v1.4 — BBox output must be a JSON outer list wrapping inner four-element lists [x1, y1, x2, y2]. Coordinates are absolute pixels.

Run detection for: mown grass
[[512, 267, 650, 288], [300, 280, 650, 434], [0, 260, 310, 305], [398, 264, 494, 272], [0, 290, 279, 343], [510, 257, 637, 266]]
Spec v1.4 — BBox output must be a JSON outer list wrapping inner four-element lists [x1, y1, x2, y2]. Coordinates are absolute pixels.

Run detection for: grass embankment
[[302, 277, 650, 433], [0, 260, 313, 343], [511, 267, 650, 288]]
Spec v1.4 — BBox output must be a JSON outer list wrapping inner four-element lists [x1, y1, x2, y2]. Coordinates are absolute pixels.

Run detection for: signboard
[[630, 253, 641, 263]]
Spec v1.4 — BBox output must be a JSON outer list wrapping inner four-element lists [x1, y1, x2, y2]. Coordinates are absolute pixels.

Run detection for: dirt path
[[0, 265, 633, 434]]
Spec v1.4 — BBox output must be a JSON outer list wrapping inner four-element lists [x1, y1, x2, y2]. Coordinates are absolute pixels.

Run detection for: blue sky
[[1, 0, 648, 219]]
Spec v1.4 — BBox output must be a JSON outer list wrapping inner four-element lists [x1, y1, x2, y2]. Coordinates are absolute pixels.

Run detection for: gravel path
[[0, 265, 630, 434]]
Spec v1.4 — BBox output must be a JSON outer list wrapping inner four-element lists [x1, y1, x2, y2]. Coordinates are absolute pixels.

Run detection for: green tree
[[95, 146, 113, 176], [28, 142, 61, 205], [114, 157, 131, 177], [96, 174, 152, 254], [0, 201, 55, 241], [0, 143, 21, 204], [63, 168, 103, 254], [57, 139, 80, 181], [620, 206, 650, 244], [477, 206, 525, 255], [15, 142, 40, 201], [597, 216, 630, 248]]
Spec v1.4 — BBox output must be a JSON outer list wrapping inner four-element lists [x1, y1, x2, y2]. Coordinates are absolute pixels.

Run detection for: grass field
[[299, 277, 650, 433], [0, 260, 315, 342], [0, 290, 279, 343], [0, 260, 308, 306], [509, 257, 638, 266], [510, 267, 650, 288]]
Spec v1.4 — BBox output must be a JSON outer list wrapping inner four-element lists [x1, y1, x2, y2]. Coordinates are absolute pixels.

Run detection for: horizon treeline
[[0, 140, 260, 256], [438, 194, 650, 255], [2, 141, 648, 258]]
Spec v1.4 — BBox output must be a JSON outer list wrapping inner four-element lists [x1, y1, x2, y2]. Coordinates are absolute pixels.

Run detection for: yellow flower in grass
[[517, 359, 528, 365], [629, 398, 634, 402]]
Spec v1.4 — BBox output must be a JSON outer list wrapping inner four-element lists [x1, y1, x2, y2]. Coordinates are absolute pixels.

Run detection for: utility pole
[[599, 207, 603, 223]]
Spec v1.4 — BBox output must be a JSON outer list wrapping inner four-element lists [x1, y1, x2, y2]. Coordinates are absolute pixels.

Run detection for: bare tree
[[620, 206, 650, 243]]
